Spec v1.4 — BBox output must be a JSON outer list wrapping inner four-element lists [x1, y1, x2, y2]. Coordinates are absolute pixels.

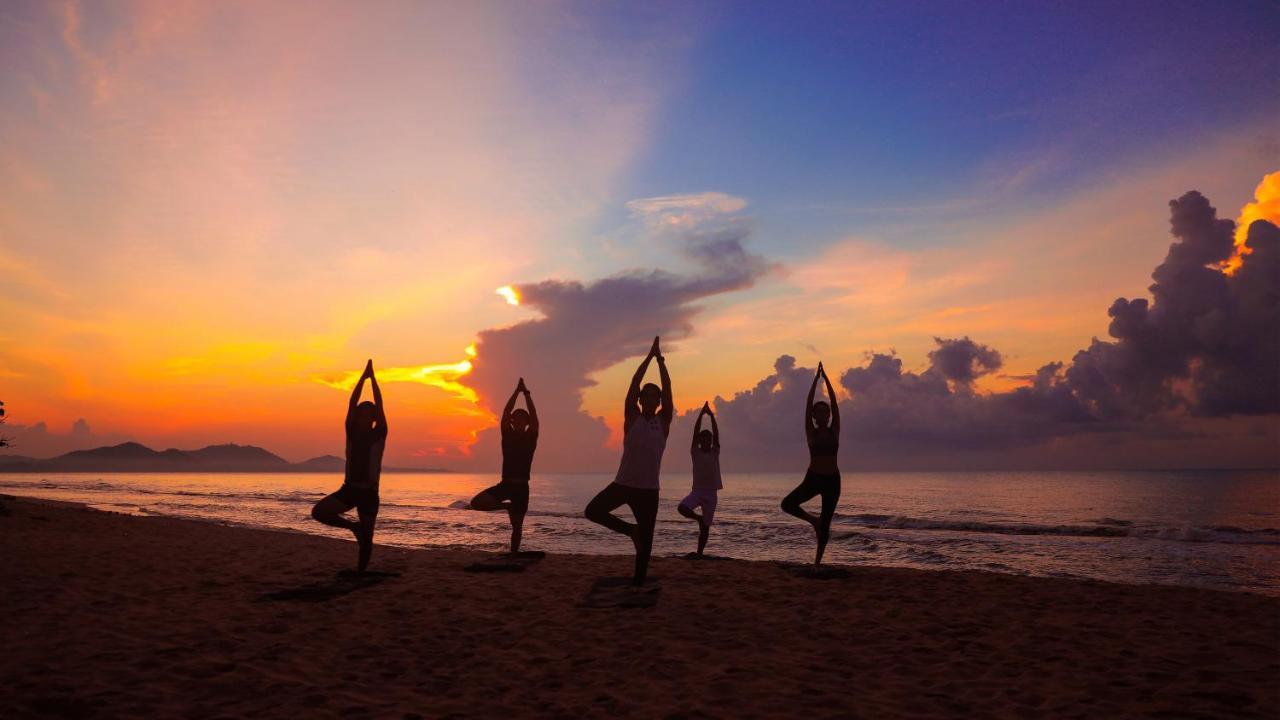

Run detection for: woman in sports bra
[[781, 361, 841, 565]]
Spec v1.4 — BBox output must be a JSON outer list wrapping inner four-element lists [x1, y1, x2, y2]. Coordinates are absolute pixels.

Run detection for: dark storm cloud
[[1066, 192, 1280, 418], [464, 195, 770, 471], [677, 190, 1280, 471]]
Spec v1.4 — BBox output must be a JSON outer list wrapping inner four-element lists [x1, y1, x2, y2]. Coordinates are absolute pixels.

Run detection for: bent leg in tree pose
[[679, 401, 722, 556], [311, 359, 388, 572], [470, 378, 539, 553], [781, 361, 841, 565], [584, 336, 672, 585]]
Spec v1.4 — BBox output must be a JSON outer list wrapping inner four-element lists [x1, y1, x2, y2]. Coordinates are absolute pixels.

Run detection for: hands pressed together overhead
[[649, 335, 665, 364]]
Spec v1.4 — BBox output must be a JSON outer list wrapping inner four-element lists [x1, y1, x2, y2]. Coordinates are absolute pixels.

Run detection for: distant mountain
[[291, 455, 347, 472], [188, 444, 290, 467], [0, 442, 447, 473]]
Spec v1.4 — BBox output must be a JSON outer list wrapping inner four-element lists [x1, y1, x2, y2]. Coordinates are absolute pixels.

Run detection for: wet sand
[[1, 495, 1276, 719]]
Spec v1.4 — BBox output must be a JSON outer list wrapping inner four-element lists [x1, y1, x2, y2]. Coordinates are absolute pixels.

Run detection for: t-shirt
[[615, 415, 667, 489], [345, 424, 388, 490], [691, 447, 722, 490], [501, 427, 538, 481]]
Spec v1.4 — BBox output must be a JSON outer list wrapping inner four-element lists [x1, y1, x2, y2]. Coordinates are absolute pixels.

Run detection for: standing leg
[[508, 507, 526, 553], [355, 494, 380, 573], [814, 479, 840, 566], [698, 493, 717, 556], [628, 489, 659, 586], [507, 485, 528, 554], [584, 483, 636, 537], [677, 502, 708, 555]]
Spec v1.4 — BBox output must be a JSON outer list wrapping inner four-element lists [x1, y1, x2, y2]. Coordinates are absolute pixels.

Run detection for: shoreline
[[11, 494, 1263, 597], [2, 494, 1277, 718], [6, 485, 1279, 598]]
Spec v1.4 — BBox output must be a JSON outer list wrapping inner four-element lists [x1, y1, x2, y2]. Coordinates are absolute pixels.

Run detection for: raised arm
[[821, 366, 839, 435], [500, 382, 522, 436], [520, 378, 539, 434], [657, 348, 673, 434], [708, 406, 720, 452], [804, 363, 822, 440], [691, 403, 707, 452], [624, 337, 659, 428], [346, 360, 372, 427], [368, 364, 387, 431]]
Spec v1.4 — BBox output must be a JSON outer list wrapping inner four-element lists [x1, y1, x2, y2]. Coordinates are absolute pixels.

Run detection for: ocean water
[[3, 470, 1278, 596]]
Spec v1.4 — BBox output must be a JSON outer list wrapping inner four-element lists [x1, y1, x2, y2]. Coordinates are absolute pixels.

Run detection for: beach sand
[[1, 495, 1276, 719]]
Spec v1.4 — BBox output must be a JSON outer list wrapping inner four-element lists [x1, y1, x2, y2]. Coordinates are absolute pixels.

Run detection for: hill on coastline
[[0, 442, 445, 473]]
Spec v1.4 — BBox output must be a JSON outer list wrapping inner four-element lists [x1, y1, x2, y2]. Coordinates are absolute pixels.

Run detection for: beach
[[2, 495, 1277, 719]]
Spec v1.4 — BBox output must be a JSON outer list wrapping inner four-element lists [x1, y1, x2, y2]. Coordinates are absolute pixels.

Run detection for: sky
[[2, 0, 1278, 470]]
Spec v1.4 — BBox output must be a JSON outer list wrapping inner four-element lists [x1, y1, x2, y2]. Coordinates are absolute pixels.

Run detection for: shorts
[[480, 480, 530, 513], [679, 487, 719, 525], [334, 483, 380, 517]]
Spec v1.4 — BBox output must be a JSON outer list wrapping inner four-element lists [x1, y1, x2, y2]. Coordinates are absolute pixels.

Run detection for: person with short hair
[[469, 378, 539, 553]]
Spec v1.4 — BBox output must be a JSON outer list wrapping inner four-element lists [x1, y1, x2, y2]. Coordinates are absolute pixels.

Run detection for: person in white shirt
[[584, 336, 672, 586], [678, 401, 721, 556]]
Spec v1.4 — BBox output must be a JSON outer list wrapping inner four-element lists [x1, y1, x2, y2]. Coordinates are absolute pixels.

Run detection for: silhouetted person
[[585, 336, 672, 586], [781, 362, 840, 565], [677, 401, 721, 556], [311, 359, 387, 572], [469, 378, 539, 553]]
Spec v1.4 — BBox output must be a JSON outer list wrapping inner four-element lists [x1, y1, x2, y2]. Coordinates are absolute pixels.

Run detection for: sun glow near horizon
[[2, 1, 1276, 468], [314, 355, 479, 406], [496, 286, 521, 306]]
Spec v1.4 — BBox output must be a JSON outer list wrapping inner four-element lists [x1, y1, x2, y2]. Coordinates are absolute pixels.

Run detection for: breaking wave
[[835, 513, 1280, 545]]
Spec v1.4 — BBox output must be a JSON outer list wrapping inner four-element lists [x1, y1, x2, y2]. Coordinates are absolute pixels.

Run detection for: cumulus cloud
[[464, 194, 770, 471], [675, 188, 1280, 471], [0, 418, 125, 458], [1223, 170, 1279, 273], [926, 336, 1003, 388], [1066, 191, 1280, 418], [667, 355, 820, 473]]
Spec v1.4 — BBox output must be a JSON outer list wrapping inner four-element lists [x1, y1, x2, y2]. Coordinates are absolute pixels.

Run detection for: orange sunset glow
[[0, 1, 1276, 472], [1223, 171, 1280, 274], [496, 286, 522, 307], [3, 5, 1280, 719]]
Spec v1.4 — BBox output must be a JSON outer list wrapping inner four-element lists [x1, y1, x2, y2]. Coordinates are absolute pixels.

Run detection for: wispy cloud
[[313, 346, 481, 407], [0, 1, 695, 463]]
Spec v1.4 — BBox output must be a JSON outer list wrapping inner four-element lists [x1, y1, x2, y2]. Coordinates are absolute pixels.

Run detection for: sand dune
[[1, 495, 1276, 719]]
